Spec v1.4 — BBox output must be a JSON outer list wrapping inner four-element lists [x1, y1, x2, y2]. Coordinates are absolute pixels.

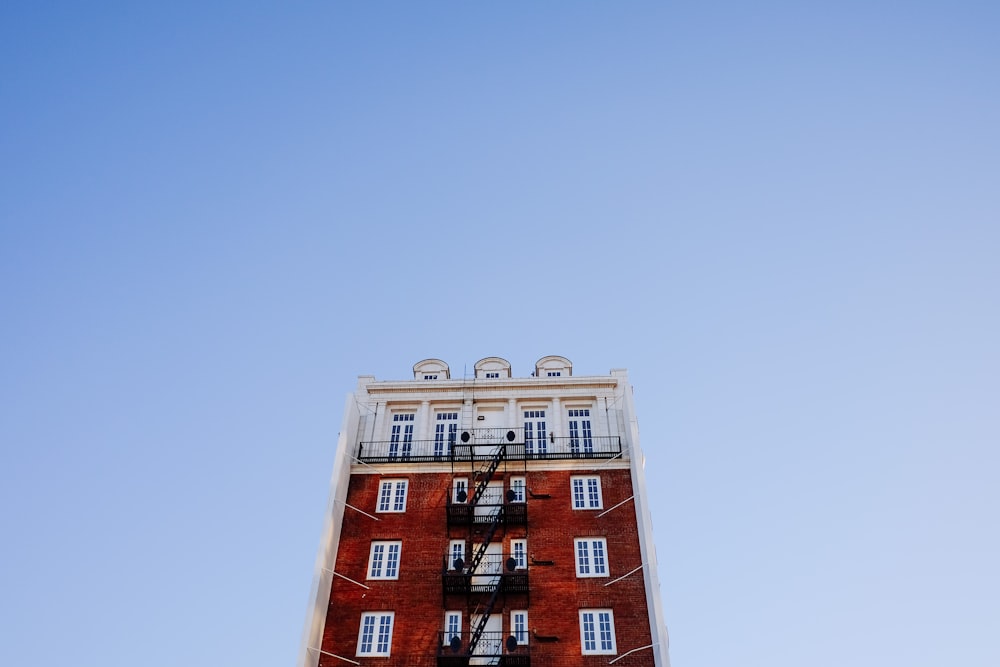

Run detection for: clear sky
[[1, 2, 998, 666]]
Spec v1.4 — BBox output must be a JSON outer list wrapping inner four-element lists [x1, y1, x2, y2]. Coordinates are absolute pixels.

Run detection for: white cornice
[[362, 376, 619, 397]]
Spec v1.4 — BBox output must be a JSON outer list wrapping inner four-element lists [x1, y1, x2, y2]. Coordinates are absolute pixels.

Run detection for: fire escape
[[440, 429, 529, 667]]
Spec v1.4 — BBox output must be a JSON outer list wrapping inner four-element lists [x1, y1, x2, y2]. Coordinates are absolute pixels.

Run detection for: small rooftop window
[[413, 358, 450, 380], [474, 357, 511, 379], [535, 355, 572, 378]]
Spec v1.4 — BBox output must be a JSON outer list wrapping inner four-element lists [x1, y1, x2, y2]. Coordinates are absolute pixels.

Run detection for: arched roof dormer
[[413, 358, 450, 380], [535, 355, 572, 378], [474, 357, 511, 379]]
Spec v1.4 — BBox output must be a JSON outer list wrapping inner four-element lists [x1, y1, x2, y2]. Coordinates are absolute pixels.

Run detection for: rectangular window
[[357, 612, 395, 656], [452, 478, 468, 503], [449, 540, 466, 570], [377, 480, 408, 513], [434, 412, 459, 458], [368, 541, 401, 580], [567, 408, 593, 454], [523, 410, 547, 456], [546, 371, 561, 376], [579, 609, 616, 655], [445, 611, 462, 642], [424, 374, 438, 380], [571, 475, 603, 509], [509, 476, 525, 503], [389, 413, 415, 459], [574, 538, 608, 577], [511, 539, 527, 569], [511, 610, 528, 645], [485, 371, 500, 378]]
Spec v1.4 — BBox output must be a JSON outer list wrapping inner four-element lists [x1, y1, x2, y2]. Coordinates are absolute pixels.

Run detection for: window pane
[[592, 540, 606, 574]]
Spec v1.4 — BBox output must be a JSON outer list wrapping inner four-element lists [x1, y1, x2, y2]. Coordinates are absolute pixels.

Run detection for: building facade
[[299, 356, 669, 667]]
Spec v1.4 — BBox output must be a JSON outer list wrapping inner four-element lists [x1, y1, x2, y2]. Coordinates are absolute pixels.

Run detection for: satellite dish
[[461, 431, 471, 443], [506, 635, 518, 652], [505, 489, 516, 502], [506, 430, 516, 442], [457, 489, 468, 503], [506, 557, 517, 572], [450, 636, 462, 652], [453, 557, 465, 571]]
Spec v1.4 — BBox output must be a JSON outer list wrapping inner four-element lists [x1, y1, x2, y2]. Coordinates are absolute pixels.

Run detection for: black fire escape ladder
[[464, 439, 508, 657], [468, 581, 503, 655], [466, 511, 501, 574], [470, 442, 506, 506]]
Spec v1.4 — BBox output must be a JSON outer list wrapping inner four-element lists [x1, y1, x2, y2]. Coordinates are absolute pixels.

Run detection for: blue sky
[[1, 2, 998, 665]]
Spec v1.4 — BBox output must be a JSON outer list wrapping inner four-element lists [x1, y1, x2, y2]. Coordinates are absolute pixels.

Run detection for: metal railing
[[356, 433, 621, 464], [523, 435, 621, 459], [437, 631, 530, 665], [441, 553, 530, 595], [445, 501, 527, 527]]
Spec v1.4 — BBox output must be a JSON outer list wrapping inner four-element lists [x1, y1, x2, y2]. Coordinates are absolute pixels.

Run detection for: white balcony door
[[469, 612, 502, 665], [471, 541, 502, 589], [474, 481, 503, 520]]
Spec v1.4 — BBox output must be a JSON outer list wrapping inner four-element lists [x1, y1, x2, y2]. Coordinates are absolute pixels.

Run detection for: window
[[424, 374, 438, 380], [579, 609, 616, 655], [523, 410, 547, 456], [389, 413, 414, 458], [509, 476, 525, 503], [449, 540, 466, 570], [574, 538, 608, 577], [571, 476, 603, 509], [368, 541, 401, 580], [445, 611, 462, 642], [435, 412, 459, 458], [511, 610, 528, 645], [485, 371, 500, 378], [546, 371, 561, 376], [357, 612, 395, 656], [452, 478, 468, 503], [357, 612, 394, 656], [377, 480, 408, 513], [567, 408, 593, 454], [510, 539, 526, 569]]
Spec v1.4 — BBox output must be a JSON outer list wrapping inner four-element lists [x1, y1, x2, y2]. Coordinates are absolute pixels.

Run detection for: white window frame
[[449, 539, 466, 570], [509, 476, 526, 503], [445, 611, 462, 642], [571, 475, 603, 510], [510, 538, 527, 570], [377, 479, 408, 513], [367, 541, 401, 580], [574, 537, 609, 577], [567, 407, 593, 453], [434, 411, 460, 458], [511, 610, 528, 645], [357, 611, 395, 657], [523, 409, 547, 455], [424, 374, 438, 380], [579, 609, 616, 655], [485, 371, 500, 378], [546, 371, 561, 376]]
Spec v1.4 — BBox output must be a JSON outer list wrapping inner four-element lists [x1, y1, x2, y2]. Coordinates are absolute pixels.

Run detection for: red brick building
[[299, 357, 670, 667]]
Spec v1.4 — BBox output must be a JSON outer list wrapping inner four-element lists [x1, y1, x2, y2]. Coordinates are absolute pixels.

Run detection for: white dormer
[[413, 358, 450, 380], [474, 357, 511, 379], [535, 355, 572, 378]]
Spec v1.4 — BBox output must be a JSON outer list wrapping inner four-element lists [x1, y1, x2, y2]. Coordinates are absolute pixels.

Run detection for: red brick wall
[[319, 467, 654, 667]]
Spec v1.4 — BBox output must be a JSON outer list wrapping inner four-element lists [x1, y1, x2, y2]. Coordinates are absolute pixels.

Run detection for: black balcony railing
[[357, 433, 621, 464], [525, 435, 622, 459], [441, 553, 529, 595], [446, 502, 527, 527], [437, 631, 530, 667]]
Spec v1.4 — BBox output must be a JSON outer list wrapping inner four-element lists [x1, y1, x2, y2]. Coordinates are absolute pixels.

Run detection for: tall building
[[299, 356, 670, 667]]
